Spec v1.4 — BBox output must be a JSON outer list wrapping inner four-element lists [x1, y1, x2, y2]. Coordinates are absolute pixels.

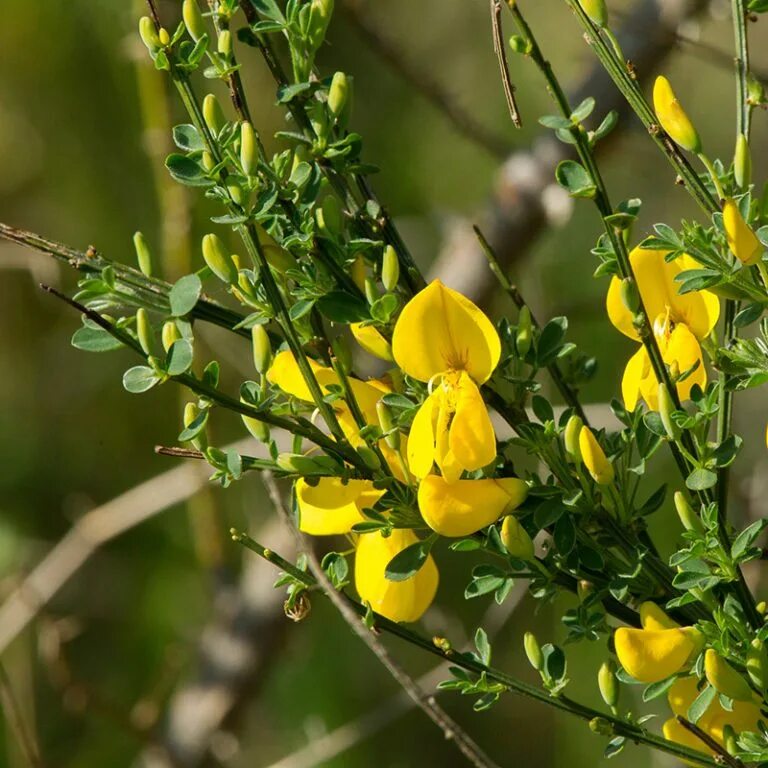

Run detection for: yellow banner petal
[[295, 477, 383, 535], [614, 627, 696, 683], [448, 372, 497, 473], [408, 392, 439, 479]]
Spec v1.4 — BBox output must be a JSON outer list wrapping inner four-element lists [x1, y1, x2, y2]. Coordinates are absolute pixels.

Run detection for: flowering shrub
[[7, 0, 768, 765]]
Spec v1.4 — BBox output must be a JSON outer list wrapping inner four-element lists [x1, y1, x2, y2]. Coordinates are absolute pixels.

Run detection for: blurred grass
[[2, 0, 768, 766]]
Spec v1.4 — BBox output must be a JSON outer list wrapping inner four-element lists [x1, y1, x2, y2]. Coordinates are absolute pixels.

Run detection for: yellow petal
[[653, 75, 701, 153], [579, 427, 614, 485], [350, 323, 394, 362], [662, 718, 712, 762], [723, 198, 763, 266], [663, 324, 707, 403], [704, 649, 754, 702], [268, 350, 326, 401], [417, 475, 528, 537], [354, 529, 439, 622], [668, 676, 707, 718], [622, 346, 650, 411], [640, 601, 679, 630], [295, 477, 383, 535], [606, 275, 640, 341], [392, 280, 500, 383], [614, 627, 697, 683], [448, 372, 497, 472], [408, 393, 439, 479]]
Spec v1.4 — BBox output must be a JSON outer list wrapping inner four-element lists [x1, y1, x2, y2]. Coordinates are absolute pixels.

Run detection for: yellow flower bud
[[328, 71, 350, 123], [516, 306, 532, 358], [217, 29, 232, 57], [674, 491, 703, 533], [201, 151, 215, 172], [579, 427, 614, 485], [351, 255, 366, 291], [350, 323, 393, 362], [308, 0, 334, 48], [734, 133, 751, 189], [381, 244, 400, 292], [184, 402, 207, 450], [182, 0, 207, 42], [251, 325, 272, 374], [364, 277, 379, 305], [579, 0, 608, 27], [203, 94, 226, 136], [161, 321, 181, 353], [657, 382, 680, 441], [133, 231, 152, 277], [564, 415, 583, 464], [158, 28, 170, 46], [202, 233, 238, 283], [357, 445, 382, 471], [524, 632, 543, 671], [723, 724, 738, 757], [139, 16, 161, 52], [501, 515, 534, 561], [652, 76, 701, 154], [704, 649, 753, 702], [598, 660, 618, 709], [241, 403, 270, 443], [136, 308, 153, 355], [723, 197, 763, 266], [240, 121, 258, 177]]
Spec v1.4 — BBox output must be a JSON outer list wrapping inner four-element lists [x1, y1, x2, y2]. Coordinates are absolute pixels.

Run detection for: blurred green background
[[2, 1, 768, 766]]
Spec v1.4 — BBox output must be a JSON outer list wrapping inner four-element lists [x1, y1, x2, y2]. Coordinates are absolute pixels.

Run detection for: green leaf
[[252, 0, 285, 21], [276, 81, 313, 104], [178, 408, 208, 442], [385, 537, 432, 582], [734, 303, 764, 328], [687, 684, 716, 724], [474, 627, 491, 665], [166, 339, 194, 376], [731, 519, 768, 560], [169, 274, 202, 317], [538, 114, 572, 130], [165, 153, 211, 187], [72, 324, 122, 353], [541, 643, 566, 682], [172, 124, 205, 152], [570, 96, 595, 123], [537, 316, 568, 365], [711, 434, 742, 468], [553, 516, 576, 555], [642, 676, 677, 702], [464, 564, 510, 599], [638, 485, 666, 517], [555, 160, 596, 199], [593, 110, 618, 142], [316, 291, 370, 323], [686, 468, 717, 491], [123, 365, 161, 394], [321, 552, 349, 588], [289, 299, 315, 321]]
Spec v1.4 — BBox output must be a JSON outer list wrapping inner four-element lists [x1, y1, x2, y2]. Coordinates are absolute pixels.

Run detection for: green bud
[[240, 121, 258, 177], [217, 29, 232, 57], [203, 94, 226, 136], [597, 660, 618, 709], [158, 28, 170, 46], [332, 335, 353, 375], [589, 717, 614, 736], [241, 400, 270, 443], [516, 306, 532, 358], [376, 401, 400, 451], [184, 402, 207, 450], [201, 151, 215, 172], [328, 71, 349, 120], [381, 245, 400, 293], [162, 321, 181, 353], [747, 72, 767, 108], [501, 516, 534, 561], [758, 601, 767, 615], [564, 415, 583, 464], [351, 254, 366, 292], [579, 0, 608, 27], [136, 309, 154, 355], [202, 233, 238, 283], [364, 277, 379, 305], [139, 16, 161, 52], [523, 632, 543, 671], [276, 452, 340, 475], [356, 445, 381, 471], [316, 195, 344, 237], [227, 182, 246, 207], [734, 133, 751, 190], [308, 0, 334, 49], [657, 383, 680, 441], [619, 277, 641, 315], [723, 724, 738, 757], [182, 0, 207, 42], [133, 231, 152, 277], [508, 35, 530, 55], [251, 325, 272, 375], [746, 638, 768, 692], [674, 491, 703, 533]]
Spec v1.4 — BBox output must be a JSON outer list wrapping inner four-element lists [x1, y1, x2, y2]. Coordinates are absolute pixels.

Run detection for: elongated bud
[[351, 323, 393, 361], [217, 29, 232, 57], [564, 415, 583, 464], [652, 76, 701, 154], [619, 277, 641, 315], [203, 94, 226, 135], [598, 660, 618, 709], [133, 231, 152, 277], [381, 245, 400, 292], [657, 383, 680, 441], [328, 71, 349, 119], [723, 197, 763, 266], [276, 452, 339, 475], [579, 0, 608, 27], [184, 402, 207, 450], [674, 491, 703, 533], [162, 321, 181, 353], [241, 400, 270, 443], [746, 638, 768, 692], [308, 0, 334, 48], [158, 28, 170, 46], [136, 309, 153, 355], [376, 401, 400, 451], [183, 0, 206, 41], [516, 306, 532, 358], [723, 725, 738, 757], [316, 195, 343, 237], [240, 121, 258, 176], [139, 16, 161, 52], [364, 277, 379, 305], [579, 427, 614, 485], [251, 325, 272, 374], [202, 233, 238, 283], [351, 255, 366, 291], [524, 632, 543, 671], [356, 445, 381, 471], [668, 361, 680, 380], [201, 151, 215, 172], [501, 515, 534, 561], [734, 133, 751, 189], [704, 649, 753, 702], [332, 335, 352, 374]]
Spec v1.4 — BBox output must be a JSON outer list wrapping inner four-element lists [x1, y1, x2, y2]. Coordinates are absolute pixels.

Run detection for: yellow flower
[[653, 75, 701, 154], [392, 280, 501, 483], [578, 426, 614, 485], [606, 247, 720, 410], [704, 648, 754, 702], [723, 198, 763, 266], [614, 602, 702, 683], [417, 475, 528, 537], [355, 529, 439, 623], [350, 322, 393, 361], [295, 478, 438, 623]]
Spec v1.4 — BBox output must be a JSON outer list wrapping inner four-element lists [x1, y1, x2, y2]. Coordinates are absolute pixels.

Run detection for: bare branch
[[490, 0, 522, 128]]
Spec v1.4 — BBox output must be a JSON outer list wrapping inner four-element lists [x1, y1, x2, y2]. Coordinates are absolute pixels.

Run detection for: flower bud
[[276, 452, 340, 475], [202, 233, 239, 283], [657, 383, 680, 441], [328, 71, 349, 119], [524, 632, 543, 671], [203, 94, 226, 136], [364, 277, 379, 305], [564, 415, 583, 464], [579, 0, 608, 27], [241, 401, 270, 443], [316, 195, 344, 237], [734, 133, 751, 190], [351, 323, 393, 361], [136, 309, 154, 355], [182, 0, 207, 42], [184, 402, 207, 450], [240, 121, 258, 177], [598, 660, 618, 709], [589, 717, 614, 736], [501, 515, 535, 561], [723, 197, 763, 266], [162, 321, 181, 353], [139, 16, 161, 52], [217, 29, 232, 57], [674, 492, 703, 533], [357, 445, 382, 471], [158, 28, 170, 46], [579, 427, 614, 485], [351, 254, 366, 291], [308, 0, 334, 48], [376, 401, 400, 451], [201, 151, 216, 172], [508, 35, 530, 55], [704, 648, 753, 702], [251, 325, 272, 375], [653, 76, 701, 154], [381, 245, 400, 292], [516, 306, 532, 358], [746, 638, 768, 692], [619, 277, 641, 315], [133, 231, 153, 277], [723, 725, 738, 757]]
